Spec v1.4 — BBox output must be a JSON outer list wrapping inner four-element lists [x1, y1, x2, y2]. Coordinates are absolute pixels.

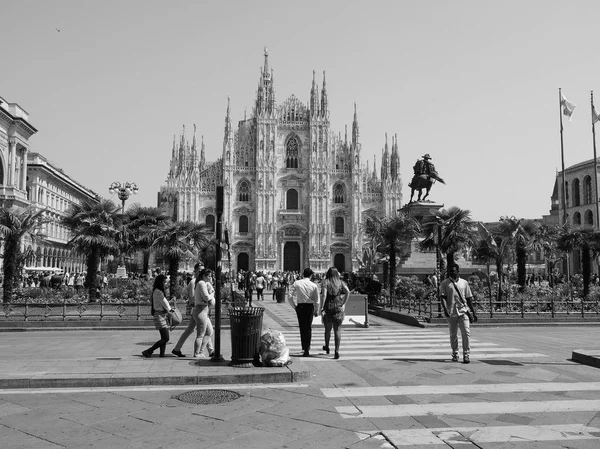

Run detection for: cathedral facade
[[158, 50, 403, 274]]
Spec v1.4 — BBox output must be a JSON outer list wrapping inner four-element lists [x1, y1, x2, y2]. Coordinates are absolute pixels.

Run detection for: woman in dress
[[319, 267, 350, 359], [142, 274, 175, 358], [193, 268, 216, 358]]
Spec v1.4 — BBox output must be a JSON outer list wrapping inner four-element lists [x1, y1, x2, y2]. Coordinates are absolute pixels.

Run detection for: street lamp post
[[109, 181, 138, 278]]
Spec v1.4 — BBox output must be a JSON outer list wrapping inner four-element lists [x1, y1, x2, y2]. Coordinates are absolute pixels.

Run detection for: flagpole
[[592, 91, 600, 230], [559, 88, 567, 226], [559, 88, 572, 294]]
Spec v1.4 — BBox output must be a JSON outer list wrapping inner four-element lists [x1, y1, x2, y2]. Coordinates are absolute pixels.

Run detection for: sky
[[3, 0, 600, 222]]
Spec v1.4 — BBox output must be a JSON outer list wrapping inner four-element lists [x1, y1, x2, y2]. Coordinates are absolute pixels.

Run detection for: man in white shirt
[[288, 267, 320, 357], [440, 264, 477, 364], [171, 262, 203, 357]]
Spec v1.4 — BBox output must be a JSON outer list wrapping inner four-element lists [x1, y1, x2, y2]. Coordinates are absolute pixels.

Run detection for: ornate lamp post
[[108, 181, 139, 277]]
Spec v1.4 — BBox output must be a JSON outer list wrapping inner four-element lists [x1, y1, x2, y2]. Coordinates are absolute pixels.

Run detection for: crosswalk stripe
[[378, 424, 600, 445], [322, 382, 600, 398], [292, 353, 547, 361], [336, 399, 600, 418], [289, 347, 521, 354]]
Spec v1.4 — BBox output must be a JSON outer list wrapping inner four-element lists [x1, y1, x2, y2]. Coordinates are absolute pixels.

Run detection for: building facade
[[1, 94, 100, 274], [159, 50, 403, 274], [0, 95, 37, 210], [25, 152, 100, 273]]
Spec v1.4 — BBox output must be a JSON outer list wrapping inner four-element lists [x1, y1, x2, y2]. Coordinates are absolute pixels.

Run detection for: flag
[[561, 92, 576, 120], [593, 105, 600, 124]]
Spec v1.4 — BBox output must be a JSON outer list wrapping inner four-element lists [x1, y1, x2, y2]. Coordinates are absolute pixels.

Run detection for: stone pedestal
[[116, 266, 127, 279], [400, 201, 444, 221]]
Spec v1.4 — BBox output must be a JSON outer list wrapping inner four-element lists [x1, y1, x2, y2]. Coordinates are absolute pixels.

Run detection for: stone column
[[20, 147, 28, 191], [8, 138, 16, 186]]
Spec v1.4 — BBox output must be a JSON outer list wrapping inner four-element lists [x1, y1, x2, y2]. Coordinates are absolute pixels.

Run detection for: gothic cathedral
[[158, 50, 402, 274]]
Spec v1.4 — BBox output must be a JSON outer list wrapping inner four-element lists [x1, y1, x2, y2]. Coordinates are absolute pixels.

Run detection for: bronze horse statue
[[409, 172, 445, 202]]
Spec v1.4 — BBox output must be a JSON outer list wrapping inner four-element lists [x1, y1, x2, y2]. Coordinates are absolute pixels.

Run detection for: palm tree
[[362, 212, 421, 296], [62, 199, 122, 300], [530, 224, 561, 287], [420, 206, 477, 278], [125, 205, 171, 274], [557, 226, 600, 298], [477, 220, 520, 303], [0, 207, 48, 303], [151, 221, 212, 298], [501, 217, 540, 291]]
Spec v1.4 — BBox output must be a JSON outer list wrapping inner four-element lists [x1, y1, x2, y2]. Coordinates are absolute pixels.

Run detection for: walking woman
[[142, 274, 175, 358], [193, 268, 216, 358], [319, 267, 350, 359]]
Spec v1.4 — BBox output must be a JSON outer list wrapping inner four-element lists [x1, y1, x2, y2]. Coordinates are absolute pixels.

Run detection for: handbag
[[450, 279, 476, 323], [167, 297, 183, 330]]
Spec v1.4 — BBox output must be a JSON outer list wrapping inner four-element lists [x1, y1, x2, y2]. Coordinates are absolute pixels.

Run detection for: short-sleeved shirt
[[440, 277, 472, 317]]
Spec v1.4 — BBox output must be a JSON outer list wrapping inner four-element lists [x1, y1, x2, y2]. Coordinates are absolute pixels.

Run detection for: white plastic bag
[[259, 329, 292, 367]]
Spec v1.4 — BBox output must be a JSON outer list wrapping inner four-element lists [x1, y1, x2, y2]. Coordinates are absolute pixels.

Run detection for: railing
[[374, 294, 600, 321], [0, 299, 227, 322]]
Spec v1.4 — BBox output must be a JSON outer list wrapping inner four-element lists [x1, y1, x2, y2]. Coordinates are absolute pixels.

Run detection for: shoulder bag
[[167, 297, 183, 330], [450, 279, 476, 323]]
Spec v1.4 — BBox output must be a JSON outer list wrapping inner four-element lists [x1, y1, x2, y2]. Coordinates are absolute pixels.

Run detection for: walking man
[[288, 267, 320, 357], [171, 262, 203, 357], [440, 263, 477, 364]]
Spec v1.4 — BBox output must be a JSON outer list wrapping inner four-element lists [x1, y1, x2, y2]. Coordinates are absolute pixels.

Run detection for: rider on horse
[[409, 154, 445, 202]]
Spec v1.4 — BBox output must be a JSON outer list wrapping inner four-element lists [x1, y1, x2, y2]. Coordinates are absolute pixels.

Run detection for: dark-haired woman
[[142, 274, 175, 358], [319, 267, 350, 359]]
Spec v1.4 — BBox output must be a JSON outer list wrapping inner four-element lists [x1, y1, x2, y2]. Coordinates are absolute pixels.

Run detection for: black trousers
[[295, 303, 315, 351]]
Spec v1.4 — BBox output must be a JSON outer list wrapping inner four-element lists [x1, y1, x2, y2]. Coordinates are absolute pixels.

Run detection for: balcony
[[0, 186, 28, 208]]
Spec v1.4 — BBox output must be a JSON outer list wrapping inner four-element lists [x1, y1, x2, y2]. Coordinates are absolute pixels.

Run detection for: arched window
[[335, 217, 344, 234], [239, 215, 249, 233], [333, 183, 345, 203], [573, 178, 581, 206], [238, 180, 250, 202], [205, 214, 215, 231], [573, 211, 581, 225], [285, 135, 299, 168], [287, 189, 298, 210], [585, 210, 594, 226], [584, 176, 593, 204]]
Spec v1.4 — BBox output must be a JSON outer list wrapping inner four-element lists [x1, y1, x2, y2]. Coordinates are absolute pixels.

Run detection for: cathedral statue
[[408, 153, 445, 202]]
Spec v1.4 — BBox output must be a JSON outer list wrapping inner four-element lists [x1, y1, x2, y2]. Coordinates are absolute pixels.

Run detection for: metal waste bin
[[274, 287, 286, 303], [228, 306, 264, 367]]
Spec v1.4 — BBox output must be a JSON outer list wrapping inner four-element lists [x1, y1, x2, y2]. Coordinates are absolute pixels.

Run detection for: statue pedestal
[[401, 201, 444, 221], [116, 266, 128, 279]]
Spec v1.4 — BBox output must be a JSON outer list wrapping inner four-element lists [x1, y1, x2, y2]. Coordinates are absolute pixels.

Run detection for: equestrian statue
[[408, 153, 445, 202]]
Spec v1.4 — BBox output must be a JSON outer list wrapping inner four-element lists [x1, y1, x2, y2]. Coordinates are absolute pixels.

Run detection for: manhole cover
[[173, 389, 242, 404], [481, 360, 523, 366]]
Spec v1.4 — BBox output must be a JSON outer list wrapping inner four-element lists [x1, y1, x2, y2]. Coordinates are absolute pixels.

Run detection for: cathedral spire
[[200, 135, 206, 169], [344, 124, 348, 146], [310, 70, 317, 114], [321, 70, 328, 117], [381, 133, 390, 181], [352, 103, 359, 144], [172, 134, 176, 158], [224, 97, 232, 143], [390, 133, 399, 179], [263, 46, 269, 76]]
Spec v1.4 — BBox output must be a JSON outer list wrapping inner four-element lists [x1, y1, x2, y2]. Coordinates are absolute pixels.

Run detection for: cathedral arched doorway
[[283, 242, 300, 272], [334, 253, 345, 273], [237, 253, 249, 272]]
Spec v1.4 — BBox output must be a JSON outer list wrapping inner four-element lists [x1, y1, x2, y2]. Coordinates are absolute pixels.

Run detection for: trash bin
[[228, 306, 264, 367], [274, 287, 286, 303]]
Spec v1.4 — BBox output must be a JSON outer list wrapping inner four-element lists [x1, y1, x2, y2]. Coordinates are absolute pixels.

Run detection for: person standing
[[440, 264, 477, 364], [171, 263, 202, 357], [255, 272, 265, 301], [287, 268, 320, 357], [192, 268, 216, 358], [319, 267, 350, 360], [142, 274, 175, 358]]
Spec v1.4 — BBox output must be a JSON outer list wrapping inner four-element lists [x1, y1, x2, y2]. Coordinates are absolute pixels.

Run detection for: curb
[[0, 364, 311, 389], [572, 349, 600, 369]]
